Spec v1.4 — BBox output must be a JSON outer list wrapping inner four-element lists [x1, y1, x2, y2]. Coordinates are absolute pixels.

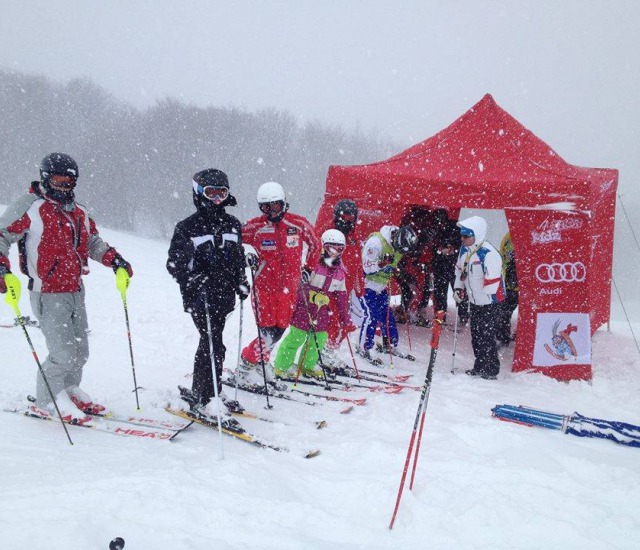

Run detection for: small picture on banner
[[533, 312, 591, 367]]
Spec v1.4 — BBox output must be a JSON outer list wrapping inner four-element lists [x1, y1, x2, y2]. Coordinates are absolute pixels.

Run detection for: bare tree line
[[0, 70, 394, 238]]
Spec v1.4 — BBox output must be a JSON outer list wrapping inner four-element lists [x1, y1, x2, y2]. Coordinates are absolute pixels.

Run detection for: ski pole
[[389, 310, 445, 530], [204, 297, 224, 459], [450, 305, 460, 373], [300, 283, 332, 391], [234, 300, 243, 402], [249, 268, 272, 409], [3, 273, 74, 445], [385, 280, 394, 368], [115, 268, 140, 410], [345, 336, 361, 382]]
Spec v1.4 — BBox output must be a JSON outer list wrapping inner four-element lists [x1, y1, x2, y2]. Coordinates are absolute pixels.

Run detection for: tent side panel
[[507, 210, 593, 381]]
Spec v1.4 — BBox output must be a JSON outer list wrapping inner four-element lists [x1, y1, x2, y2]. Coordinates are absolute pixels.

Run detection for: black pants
[[496, 290, 519, 344], [190, 299, 232, 404], [470, 302, 500, 376], [433, 256, 469, 319]]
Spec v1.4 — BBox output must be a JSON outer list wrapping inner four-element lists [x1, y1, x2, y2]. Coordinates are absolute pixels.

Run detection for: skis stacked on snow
[[223, 377, 367, 405], [274, 372, 402, 394], [492, 404, 640, 449], [178, 385, 327, 429], [5, 407, 178, 440], [165, 407, 321, 458]]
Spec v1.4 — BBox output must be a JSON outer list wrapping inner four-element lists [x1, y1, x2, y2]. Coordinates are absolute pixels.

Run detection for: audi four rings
[[535, 262, 587, 283]]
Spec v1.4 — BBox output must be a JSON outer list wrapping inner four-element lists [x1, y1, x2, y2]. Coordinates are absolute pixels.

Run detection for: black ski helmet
[[39, 153, 79, 204], [333, 199, 358, 235], [192, 168, 237, 210], [392, 225, 418, 253]]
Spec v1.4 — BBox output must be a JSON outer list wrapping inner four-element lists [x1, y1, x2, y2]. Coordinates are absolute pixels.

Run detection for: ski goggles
[[259, 201, 284, 215], [337, 213, 356, 223], [460, 227, 475, 238], [48, 174, 77, 190], [323, 242, 345, 257], [200, 185, 229, 203]]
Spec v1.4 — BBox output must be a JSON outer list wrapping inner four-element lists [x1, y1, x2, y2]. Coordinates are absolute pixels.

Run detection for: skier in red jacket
[[0, 153, 133, 423], [239, 181, 320, 385]]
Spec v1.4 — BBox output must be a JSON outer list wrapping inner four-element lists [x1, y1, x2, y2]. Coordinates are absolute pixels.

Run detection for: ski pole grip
[[4, 273, 22, 316], [115, 267, 130, 299]]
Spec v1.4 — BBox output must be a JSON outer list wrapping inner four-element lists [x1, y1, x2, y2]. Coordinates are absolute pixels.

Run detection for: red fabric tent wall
[[315, 94, 618, 381]]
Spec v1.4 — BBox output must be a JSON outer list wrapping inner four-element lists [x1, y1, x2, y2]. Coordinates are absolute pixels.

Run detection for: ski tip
[[339, 406, 354, 414], [304, 449, 321, 459]]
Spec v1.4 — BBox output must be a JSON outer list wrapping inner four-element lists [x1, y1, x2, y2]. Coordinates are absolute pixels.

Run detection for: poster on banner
[[533, 312, 591, 367]]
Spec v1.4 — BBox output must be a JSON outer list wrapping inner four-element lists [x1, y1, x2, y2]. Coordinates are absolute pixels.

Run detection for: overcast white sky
[[1, 1, 639, 196]]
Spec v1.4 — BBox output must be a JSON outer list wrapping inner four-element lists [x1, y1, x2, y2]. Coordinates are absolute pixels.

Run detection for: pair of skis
[[165, 407, 321, 458]]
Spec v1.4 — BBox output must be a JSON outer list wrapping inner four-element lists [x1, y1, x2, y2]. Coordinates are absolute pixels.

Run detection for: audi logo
[[535, 262, 587, 283]]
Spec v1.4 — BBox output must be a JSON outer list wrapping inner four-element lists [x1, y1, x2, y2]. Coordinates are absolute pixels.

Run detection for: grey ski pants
[[29, 288, 90, 407]]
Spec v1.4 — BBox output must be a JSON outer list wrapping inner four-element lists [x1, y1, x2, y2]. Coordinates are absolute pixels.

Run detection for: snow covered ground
[[1, 221, 639, 550]]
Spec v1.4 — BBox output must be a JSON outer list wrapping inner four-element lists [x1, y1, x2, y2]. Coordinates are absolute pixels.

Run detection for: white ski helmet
[[321, 228, 346, 247], [256, 181, 285, 204]]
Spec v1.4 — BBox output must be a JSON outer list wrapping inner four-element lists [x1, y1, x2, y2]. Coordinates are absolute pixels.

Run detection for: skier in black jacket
[[431, 209, 469, 325], [167, 169, 249, 415]]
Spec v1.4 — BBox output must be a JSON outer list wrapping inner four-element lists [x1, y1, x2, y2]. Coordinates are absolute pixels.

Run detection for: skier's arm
[[482, 249, 503, 296], [166, 224, 194, 289], [85, 216, 133, 276], [0, 195, 36, 268], [301, 217, 320, 271]]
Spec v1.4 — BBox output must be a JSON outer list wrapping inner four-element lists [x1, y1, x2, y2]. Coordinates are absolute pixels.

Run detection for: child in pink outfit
[[273, 230, 354, 378]]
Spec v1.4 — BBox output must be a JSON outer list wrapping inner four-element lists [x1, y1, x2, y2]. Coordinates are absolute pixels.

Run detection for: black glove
[[237, 283, 250, 301], [111, 253, 133, 277], [301, 267, 312, 284], [245, 252, 259, 270]]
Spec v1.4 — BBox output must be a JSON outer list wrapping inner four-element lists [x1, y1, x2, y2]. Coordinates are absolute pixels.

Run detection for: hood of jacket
[[379, 225, 398, 246], [457, 216, 487, 244]]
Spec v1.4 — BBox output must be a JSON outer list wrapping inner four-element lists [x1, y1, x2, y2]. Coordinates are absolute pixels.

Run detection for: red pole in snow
[[389, 310, 445, 530]]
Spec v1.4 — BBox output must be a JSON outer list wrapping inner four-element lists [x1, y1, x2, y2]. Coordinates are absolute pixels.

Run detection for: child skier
[[273, 229, 355, 379]]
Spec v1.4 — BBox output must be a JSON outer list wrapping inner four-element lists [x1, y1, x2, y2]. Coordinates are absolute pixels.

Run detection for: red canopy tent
[[315, 94, 618, 381]]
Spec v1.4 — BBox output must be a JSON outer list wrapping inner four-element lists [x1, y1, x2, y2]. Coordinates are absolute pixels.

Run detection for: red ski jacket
[[243, 211, 320, 328], [0, 187, 120, 293]]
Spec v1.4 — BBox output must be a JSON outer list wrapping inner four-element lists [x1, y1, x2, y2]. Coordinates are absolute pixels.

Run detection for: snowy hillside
[[1, 221, 639, 550]]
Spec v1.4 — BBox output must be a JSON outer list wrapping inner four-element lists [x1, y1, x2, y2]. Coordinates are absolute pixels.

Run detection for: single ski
[[222, 378, 319, 406], [165, 407, 320, 458], [289, 387, 367, 405], [326, 365, 412, 385], [375, 343, 416, 361], [276, 373, 402, 394], [92, 412, 190, 432], [5, 408, 176, 440], [230, 408, 327, 430]]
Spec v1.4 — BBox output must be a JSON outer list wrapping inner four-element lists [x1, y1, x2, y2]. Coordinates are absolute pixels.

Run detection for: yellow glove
[[115, 267, 131, 300], [309, 290, 330, 308]]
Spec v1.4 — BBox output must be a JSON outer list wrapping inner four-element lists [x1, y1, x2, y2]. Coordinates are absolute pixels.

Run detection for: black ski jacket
[[167, 206, 248, 313]]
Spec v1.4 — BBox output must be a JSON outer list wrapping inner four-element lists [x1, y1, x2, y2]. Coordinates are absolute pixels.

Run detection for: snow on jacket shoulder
[[0, 189, 116, 293]]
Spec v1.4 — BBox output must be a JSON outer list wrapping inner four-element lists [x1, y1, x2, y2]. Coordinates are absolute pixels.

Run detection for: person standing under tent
[[320, 199, 363, 368], [239, 181, 320, 385], [431, 208, 469, 325], [166, 169, 249, 415], [453, 216, 505, 380], [273, 229, 355, 378], [359, 224, 418, 360], [0, 153, 133, 423], [496, 231, 518, 348], [394, 207, 434, 326]]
